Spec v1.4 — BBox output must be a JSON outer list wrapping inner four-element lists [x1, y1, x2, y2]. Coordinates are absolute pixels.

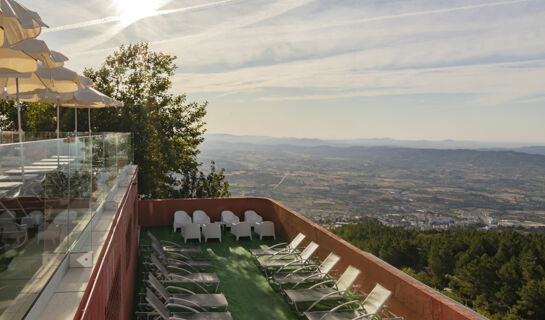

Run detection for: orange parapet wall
[[138, 197, 485, 320]]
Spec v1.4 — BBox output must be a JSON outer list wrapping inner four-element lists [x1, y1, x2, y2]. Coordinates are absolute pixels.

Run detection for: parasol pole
[[57, 100, 60, 167], [88, 107, 91, 136], [16, 78, 25, 181], [74, 107, 77, 137]]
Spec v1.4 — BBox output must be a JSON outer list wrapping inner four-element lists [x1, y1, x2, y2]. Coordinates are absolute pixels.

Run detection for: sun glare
[[115, 0, 163, 26]]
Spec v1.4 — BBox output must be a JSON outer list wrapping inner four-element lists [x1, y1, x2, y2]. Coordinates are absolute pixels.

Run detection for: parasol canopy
[[0, 0, 48, 45]]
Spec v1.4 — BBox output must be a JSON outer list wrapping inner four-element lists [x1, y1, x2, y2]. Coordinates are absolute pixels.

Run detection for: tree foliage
[[332, 222, 545, 320], [84, 42, 229, 198]]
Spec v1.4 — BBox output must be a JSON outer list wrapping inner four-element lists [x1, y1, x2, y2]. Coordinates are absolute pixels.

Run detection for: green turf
[[136, 226, 300, 320]]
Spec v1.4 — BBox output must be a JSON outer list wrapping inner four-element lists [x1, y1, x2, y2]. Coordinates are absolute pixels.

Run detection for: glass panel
[[0, 133, 133, 319]]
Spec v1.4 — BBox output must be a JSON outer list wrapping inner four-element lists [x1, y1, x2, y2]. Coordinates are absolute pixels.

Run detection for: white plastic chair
[[173, 210, 192, 232], [21, 210, 44, 227], [244, 210, 263, 227], [29, 210, 44, 226], [255, 221, 275, 240], [231, 221, 252, 241], [221, 210, 240, 228], [202, 223, 222, 243], [181, 223, 201, 243], [193, 210, 211, 224]]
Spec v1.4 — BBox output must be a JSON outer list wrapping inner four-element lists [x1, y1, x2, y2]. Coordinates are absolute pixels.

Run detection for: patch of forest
[[332, 222, 545, 320]]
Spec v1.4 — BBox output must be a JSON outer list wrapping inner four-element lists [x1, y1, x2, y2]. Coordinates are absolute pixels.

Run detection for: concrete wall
[[73, 171, 139, 320], [138, 197, 485, 320]]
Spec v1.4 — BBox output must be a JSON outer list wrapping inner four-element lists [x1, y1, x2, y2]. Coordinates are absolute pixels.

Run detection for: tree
[[82, 42, 229, 199]]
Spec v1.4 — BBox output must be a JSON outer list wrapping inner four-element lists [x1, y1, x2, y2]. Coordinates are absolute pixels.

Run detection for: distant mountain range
[[203, 134, 545, 156]]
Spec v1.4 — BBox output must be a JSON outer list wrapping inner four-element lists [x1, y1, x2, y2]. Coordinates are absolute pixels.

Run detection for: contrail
[[338, 0, 529, 26], [44, 0, 237, 33]]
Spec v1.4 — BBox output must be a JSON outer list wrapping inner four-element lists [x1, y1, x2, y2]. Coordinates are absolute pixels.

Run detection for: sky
[[28, 0, 545, 143]]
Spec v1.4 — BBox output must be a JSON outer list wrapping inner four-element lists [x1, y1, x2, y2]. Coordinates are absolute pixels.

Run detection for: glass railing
[[0, 133, 133, 320], [0, 131, 105, 144]]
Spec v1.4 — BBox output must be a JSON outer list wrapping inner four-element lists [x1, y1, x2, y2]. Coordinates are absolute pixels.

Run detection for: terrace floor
[[137, 227, 300, 320]]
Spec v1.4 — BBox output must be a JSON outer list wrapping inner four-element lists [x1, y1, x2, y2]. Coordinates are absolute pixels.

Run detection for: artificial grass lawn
[[136, 226, 300, 320]]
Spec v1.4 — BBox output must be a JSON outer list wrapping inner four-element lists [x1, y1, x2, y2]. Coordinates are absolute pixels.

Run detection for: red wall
[[73, 170, 139, 320], [138, 197, 484, 320]]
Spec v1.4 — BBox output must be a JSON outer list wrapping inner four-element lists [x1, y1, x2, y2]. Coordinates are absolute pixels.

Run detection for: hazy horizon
[[205, 132, 545, 146], [34, 0, 545, 143]]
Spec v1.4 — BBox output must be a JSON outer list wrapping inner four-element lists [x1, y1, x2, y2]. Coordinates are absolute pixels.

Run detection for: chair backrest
[[174, 210, 191, 224], [234, 221, 252, 234], [203, 222, 221, 234], [150, 255, 170, 277], [146, 288, 170, 320], [287, 233, 306, 250], [29, 210, 43, 224], [337, 265, 361, 292], [300, 241, 319, 261], [193, 210, 210, 224], [244, 210, 262, 222], [148, 273, 169, 301], [318, 253, 341, 274], [362, 284, 392, 315], [221, 210, 239, 224]]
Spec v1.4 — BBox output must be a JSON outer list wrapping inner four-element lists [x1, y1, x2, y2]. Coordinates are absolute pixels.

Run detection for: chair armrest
[[318, 300, 363, 320], [327, 300, 362, 313], [166, 286, 196, 295], [166, 261, 198, 274], [283, 264, 318, 277], [304, 290, 347, 313], [352, 313, 379, 320], [167, 274, 210, 294], [267, 242, 288, 250], [308, 279, 336, 289], [165, 286, 195, 294], [291, 272, 326, 289], [168, 298, 206, 312], [166, 251, 190, 260], [160, 240, 182, 247], [275, 258, 305, 273], [165, 303, 200, 313]]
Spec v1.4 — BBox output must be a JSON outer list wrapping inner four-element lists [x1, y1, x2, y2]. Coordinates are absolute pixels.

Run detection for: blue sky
[[30, 0, 545, 143]]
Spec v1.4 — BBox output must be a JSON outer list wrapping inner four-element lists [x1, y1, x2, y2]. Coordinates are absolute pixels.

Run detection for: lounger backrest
[[150, 255, 170, 277], [148, 273, 169, 301], [362, 284, 392, 314], [300, 241, 319, 261], [146, 288, 170, 320], [147, 231, 160, 246], [337, 265, 361, 292], [0, 211, 15, 219], [287, 233, 306, 250], [193, 210, 211, 224], [318, 253, 341, 274], [174, 210, 191, 224], [151, 241, 168, 261]]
